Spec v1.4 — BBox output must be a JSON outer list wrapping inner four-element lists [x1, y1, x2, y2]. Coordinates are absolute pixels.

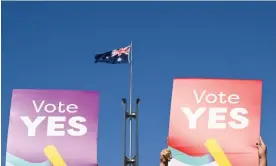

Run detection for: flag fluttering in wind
[[94, 45, 131, 64]]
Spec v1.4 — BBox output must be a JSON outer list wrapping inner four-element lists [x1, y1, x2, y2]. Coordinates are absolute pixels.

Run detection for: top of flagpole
[[130, 41, 133, 64]]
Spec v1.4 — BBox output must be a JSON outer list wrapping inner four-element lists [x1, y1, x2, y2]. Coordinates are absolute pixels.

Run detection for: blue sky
[[2, 2, 276, 166]]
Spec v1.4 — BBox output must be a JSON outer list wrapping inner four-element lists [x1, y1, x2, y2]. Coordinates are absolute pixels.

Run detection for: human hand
[[160, 148, 172, 163], [256, 136, 266, 159]]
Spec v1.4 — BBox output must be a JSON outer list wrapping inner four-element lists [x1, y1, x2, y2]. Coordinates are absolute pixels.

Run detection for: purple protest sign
[[6, 89, 99, 166]]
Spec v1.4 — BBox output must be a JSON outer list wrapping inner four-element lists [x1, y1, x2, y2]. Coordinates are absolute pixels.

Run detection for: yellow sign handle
[[44, 145, 67, 166], [205, 139, 232, 166]]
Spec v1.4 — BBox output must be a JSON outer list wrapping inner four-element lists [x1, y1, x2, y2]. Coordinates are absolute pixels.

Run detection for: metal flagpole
[[123, 42, 138, 166], [129, 41, 133, 159]]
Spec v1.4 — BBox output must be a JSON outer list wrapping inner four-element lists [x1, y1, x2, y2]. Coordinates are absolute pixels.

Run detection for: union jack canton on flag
[[94, 45, 131, 64]]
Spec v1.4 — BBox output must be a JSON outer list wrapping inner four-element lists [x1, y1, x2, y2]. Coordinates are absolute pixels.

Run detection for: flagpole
[[129, 41, 133, 159]]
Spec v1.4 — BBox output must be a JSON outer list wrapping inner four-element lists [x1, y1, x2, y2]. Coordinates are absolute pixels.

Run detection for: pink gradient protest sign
[[6, 89, 99, 166]]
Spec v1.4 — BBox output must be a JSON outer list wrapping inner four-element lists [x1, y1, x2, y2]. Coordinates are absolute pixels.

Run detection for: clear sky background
[[2, 2, 276, 166]]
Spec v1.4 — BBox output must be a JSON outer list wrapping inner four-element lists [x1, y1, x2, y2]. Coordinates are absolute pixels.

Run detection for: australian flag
[[94, 45, 131, 64]]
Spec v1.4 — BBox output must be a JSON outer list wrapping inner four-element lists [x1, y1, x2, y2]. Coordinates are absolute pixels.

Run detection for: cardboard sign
[[168, 78, 262, 166], [6, 89, 99, 166]]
